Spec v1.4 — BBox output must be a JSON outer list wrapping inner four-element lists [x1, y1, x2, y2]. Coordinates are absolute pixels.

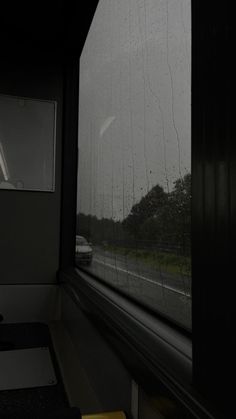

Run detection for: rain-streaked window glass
[[76, 0, 191, 330], [0, 95, 56, 192]]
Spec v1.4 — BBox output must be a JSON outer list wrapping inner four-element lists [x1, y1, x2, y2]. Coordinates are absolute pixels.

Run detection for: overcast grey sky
[[77, 0, 191, 220]]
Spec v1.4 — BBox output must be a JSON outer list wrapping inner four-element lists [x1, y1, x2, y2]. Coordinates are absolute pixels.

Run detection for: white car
[[75, 235, 93, 266]]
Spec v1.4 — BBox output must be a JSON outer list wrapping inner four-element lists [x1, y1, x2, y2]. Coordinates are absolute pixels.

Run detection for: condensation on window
[[76, 0, 191, 330]]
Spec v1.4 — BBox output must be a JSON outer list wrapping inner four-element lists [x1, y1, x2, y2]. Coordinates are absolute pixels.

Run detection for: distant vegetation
[[77, 173, 191, 256], [76, 213, 125, 245]]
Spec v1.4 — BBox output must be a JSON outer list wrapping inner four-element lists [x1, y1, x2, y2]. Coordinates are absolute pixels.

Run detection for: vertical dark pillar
[[192, 1, 235, 414], [60, 57, 79, 270]]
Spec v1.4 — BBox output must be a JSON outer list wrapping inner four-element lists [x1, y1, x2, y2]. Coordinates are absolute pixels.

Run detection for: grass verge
[[102, 245, 191, 277]]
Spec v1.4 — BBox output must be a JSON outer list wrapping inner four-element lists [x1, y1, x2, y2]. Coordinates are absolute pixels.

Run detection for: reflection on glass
[[0, 95, 56, 191], [76, 0, 191, 330]]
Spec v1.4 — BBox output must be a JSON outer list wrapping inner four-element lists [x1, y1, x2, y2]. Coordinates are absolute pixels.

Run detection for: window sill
[[59, 268, 216, 419]]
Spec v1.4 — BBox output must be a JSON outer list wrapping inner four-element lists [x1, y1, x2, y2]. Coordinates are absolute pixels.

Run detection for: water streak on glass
[[76, 0, 191, 330]]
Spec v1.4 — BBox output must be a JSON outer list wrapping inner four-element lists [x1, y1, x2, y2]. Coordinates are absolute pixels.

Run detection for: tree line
[[77, 173, 191, 254]]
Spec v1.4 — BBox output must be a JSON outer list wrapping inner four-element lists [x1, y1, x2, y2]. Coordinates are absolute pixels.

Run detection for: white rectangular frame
[[0, 93, 57, 192]]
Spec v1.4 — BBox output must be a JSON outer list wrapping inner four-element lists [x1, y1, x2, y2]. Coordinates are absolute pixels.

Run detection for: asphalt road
[[78, 246, 192, 330]]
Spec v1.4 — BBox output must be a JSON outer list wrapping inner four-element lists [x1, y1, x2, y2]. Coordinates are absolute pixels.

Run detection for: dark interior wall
[[0, 58, 63, 284], [61, 289, 132, 416]]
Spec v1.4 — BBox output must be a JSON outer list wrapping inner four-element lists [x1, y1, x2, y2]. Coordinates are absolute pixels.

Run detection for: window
[[76, 236, 89, 246], [76, 0, 191, 331], [0, 94, 56, 192]]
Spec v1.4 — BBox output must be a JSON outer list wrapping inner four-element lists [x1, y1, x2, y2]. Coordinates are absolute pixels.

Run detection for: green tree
[[122, 173, 191, 253], [76, 213, 127, 245], [167, 173, 191, 251], [122, 184, 167, 238]]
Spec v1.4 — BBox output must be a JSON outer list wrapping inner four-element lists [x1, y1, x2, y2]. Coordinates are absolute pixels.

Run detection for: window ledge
[[59, 268, 215, 419]]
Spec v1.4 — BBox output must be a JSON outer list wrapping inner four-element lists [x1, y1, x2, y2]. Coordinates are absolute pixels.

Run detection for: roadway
[[79, 246, 192, 330]]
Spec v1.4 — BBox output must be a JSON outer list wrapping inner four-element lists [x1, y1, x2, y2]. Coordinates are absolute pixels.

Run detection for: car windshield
[[76, 237, 88, 246]]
